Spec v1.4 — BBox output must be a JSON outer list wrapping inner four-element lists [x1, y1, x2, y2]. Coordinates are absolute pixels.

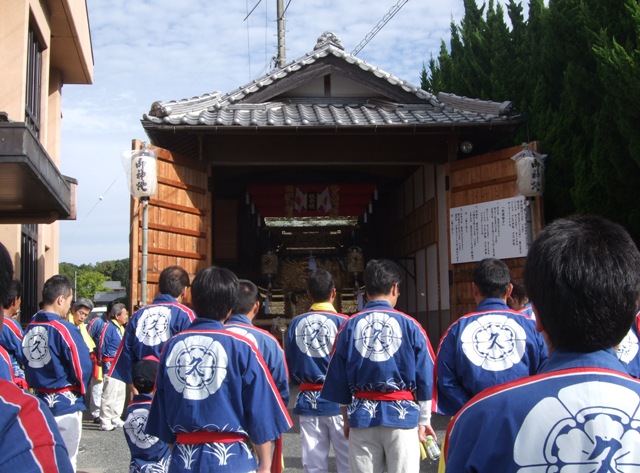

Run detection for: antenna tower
[[351, 0, 408, 56]]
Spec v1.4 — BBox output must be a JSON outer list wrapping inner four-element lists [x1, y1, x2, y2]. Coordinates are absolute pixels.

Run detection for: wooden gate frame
[[445, 142, 543, 323], [129, 140, 211, 309]]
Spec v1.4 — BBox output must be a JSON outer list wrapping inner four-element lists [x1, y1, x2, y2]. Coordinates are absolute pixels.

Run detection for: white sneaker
[[100, 423, 115, 431], [112, 418, 125, 428]]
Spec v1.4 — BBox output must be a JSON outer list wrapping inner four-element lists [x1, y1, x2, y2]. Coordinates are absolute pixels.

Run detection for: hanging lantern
[[261, 251, 279, 277], [130, 147, 158, 198], [347, 246, 364, 274], [511, 146, 546, 197]]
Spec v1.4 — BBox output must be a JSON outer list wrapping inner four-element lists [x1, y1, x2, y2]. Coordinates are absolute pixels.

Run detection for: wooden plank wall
[[446, 142, 542, 321], [129, 141, 211, 308]]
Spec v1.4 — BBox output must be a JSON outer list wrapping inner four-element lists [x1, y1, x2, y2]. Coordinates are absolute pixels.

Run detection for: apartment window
[[25, 27, 42, 137], [20, 224, 39, 325]]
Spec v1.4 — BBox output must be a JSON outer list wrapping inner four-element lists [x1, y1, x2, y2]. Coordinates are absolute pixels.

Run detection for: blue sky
[[58, 0, 492, 264]]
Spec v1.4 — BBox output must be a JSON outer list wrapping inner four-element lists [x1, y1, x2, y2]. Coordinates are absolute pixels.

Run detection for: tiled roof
[[142, 32, 517, 129]]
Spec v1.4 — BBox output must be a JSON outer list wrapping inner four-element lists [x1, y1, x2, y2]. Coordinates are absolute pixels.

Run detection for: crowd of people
[[1, 213, 639, 472]]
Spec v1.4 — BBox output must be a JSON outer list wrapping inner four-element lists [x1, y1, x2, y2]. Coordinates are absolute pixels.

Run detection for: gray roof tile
[[143, 32, 518, 129]]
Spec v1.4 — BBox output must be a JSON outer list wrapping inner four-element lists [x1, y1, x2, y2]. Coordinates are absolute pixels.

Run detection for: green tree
[[75, 271, 109, 300], [58, 262, 79, 283], [94, 259, 130, 289], [422, 0, 640, 242]]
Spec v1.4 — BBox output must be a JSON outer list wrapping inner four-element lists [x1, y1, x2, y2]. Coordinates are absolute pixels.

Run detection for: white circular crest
[[136, 306, 172, 347], [460, 314, 527, 371], [165, 336, 228, 401], [23, 326, 52, 368], [226, 326, 258, 347], [124, 408, 158, 449], [616, 328, 639, 364], [514, 381, 640, 470], [295, 314, 337, 358], [354, 312, 402, 362]]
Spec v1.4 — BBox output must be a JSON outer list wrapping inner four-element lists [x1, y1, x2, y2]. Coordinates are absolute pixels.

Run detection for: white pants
[[89, 377, 103, 418], [99, 375, 126, 426], [349, 426, 419, 473], [300, 414, 350, 473], [56, 411, 83, 472]]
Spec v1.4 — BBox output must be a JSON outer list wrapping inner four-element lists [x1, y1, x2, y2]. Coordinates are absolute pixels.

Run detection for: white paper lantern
[[512, 148, 546, 197], [131, 148, 158, 198]]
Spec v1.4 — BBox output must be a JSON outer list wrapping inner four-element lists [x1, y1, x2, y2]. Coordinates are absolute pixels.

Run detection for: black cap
[[132, 357, 158, 385]]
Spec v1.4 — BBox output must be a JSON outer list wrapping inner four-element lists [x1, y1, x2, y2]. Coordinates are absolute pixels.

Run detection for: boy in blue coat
[[124, 357, 170, 472]]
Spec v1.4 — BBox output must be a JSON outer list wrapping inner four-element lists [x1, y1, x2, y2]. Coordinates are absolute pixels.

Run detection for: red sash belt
[[37, 385, 81, 394], [300, 383, 324, 391], [90, 352, 101, 379], [102, 357, 115, 363], [176, 431, 248, 445], [354, 390, 414, 401]]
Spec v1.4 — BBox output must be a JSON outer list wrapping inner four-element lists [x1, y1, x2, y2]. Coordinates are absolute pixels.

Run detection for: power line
[[62, 170, 125, 241]]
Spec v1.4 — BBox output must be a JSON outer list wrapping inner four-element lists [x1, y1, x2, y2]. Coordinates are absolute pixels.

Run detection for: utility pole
[[276, 0, 286, 67]]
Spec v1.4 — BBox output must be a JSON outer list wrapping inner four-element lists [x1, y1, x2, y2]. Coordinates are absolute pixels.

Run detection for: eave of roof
[[141, 32, 520, 131]]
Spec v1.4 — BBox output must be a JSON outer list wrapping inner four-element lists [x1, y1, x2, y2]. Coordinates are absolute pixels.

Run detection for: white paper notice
[[450, 196, 529, 264]]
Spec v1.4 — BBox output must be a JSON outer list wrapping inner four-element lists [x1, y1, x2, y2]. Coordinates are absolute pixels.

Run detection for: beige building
[[0, 0, 93, 322]]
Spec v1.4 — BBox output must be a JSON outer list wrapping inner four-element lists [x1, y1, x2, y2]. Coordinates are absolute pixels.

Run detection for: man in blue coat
[[110, 265, 195, 385], [147, 266, 292, 472], [442, 215, 640, 472], [322, 259, 436, 473], [434, 258, 548, 416], [225, 279, 289, 405], [22, 275, 92, 471], [285, 269, 349, 473], [0, 242, 73, 472]]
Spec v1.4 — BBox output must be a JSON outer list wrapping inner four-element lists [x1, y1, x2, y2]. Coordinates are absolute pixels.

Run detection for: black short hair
[[191, 266, 239, 320], [508, 278, 527, 310], [307, 269, 335, 302], [524, 215, 640, 352], [233, 279, 259, 314], [2, 279, 22, 310], [41, 275, 73, 305], [0, 243, 13, 308], [510, 278, 526, 302], [159, 266, 190, 298], [363, 259, 401, 297], [473, 258, 511, 299]]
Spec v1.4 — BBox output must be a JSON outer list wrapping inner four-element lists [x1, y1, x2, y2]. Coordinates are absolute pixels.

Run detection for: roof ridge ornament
[[315, 31, 344, 51]]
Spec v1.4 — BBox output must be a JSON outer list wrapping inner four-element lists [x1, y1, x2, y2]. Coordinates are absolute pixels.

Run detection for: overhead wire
[[62, 170, 125, 241]]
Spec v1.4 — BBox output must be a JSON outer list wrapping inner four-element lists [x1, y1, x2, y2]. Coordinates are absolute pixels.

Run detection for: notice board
[[450, 196, 529, 264]]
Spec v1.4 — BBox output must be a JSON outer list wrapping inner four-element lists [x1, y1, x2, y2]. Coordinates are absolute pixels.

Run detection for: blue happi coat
[[0, 317, 26, 381], [0, 345, 16, 382], [434, 298, 548, 416], [442, 349, 640, 472], [0, 379, 74, 472], [22, 311, 92, 415], [98, 320, 123, 374], [146, 318, 292, 472], [225, 313, 289, 406], [321, 300, 435, 429], [616, 311, 640, 378], [124, 393, 171, 473], [285, 308, 348, 416], [110, 295, 195, 384]]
